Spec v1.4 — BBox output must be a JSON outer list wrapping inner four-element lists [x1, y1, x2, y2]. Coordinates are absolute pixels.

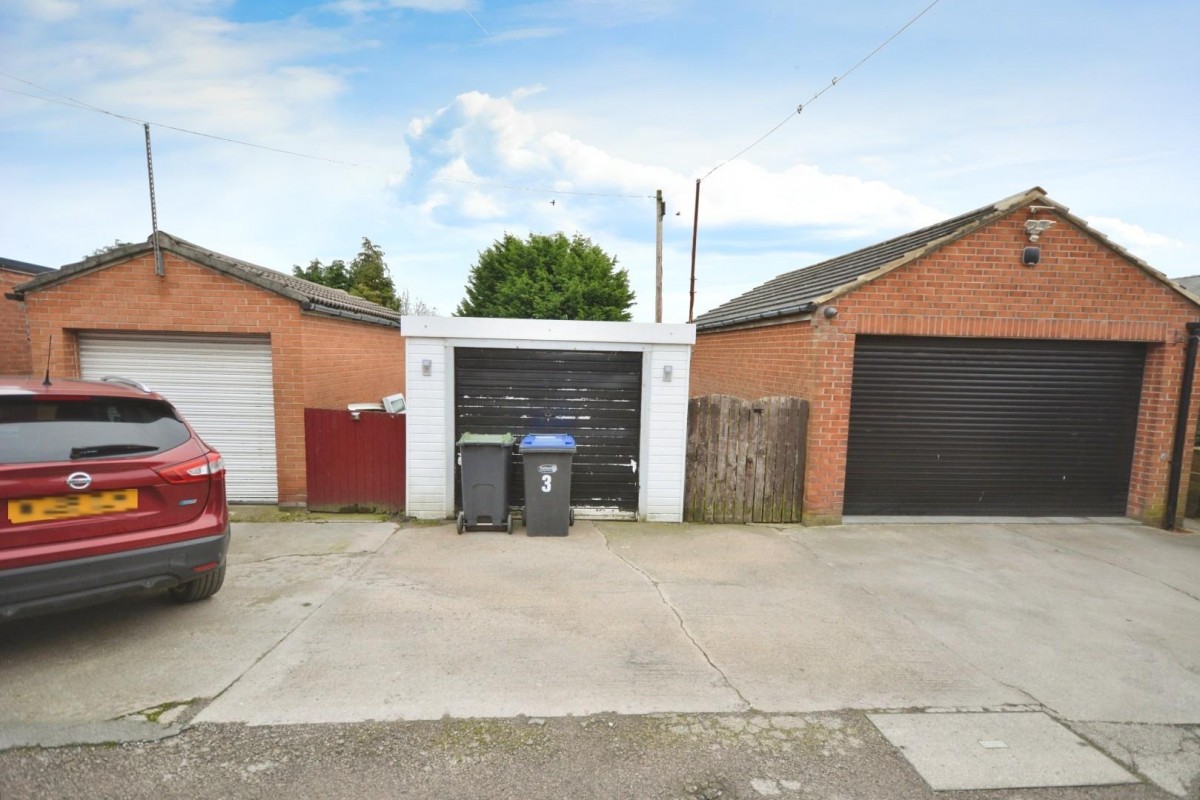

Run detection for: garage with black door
[[402, 317, 695, 523], [844, 336, 1147, 516], [454, 347, 642, 517]]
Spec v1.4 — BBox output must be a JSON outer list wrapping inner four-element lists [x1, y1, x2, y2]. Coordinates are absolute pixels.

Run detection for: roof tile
[[694, 188, 1043, 331], [14, 233, 400, 326]]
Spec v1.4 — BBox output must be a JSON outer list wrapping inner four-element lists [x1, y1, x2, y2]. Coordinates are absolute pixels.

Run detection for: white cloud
[[382, 0, 473, 9], [510, 85, 546, 101], [1086, 216, 1185, 251], [0, 0, 412, 277], [698, 161, 944, 231], [397, 89, 949, 322], [405, 89, 943, 238], [3, 4, 361, 141], [482, 26, 565, 43], [18, 0, 79, 22], [520, 0, 682, 26], [460, 191, 505, 220], [326, 0, 470, 13]]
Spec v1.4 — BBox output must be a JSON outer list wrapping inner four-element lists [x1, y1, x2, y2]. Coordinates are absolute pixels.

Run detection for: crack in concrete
[[999, 524, 1200, 606], [1068, 725, 1156, 788], [596, 528, 752, 711], [785, 531, 1043, 710], [235, 551, 373, 566], [0, 538, 405, 751], [192, 526, 403, 722], [0, 719, 187, 752], [1071, 722, 1200, 797]]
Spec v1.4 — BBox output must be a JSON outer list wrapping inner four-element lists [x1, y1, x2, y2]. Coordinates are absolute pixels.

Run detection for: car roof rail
[[100, 375, 152, 393]]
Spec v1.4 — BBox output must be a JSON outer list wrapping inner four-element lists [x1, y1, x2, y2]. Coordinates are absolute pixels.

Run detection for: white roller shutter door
[[79, 332, 278, 503]]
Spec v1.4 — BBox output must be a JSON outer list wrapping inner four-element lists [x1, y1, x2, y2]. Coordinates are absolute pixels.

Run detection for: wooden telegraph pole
[[655, 189, 664, 323], [688, 179, 700, 323]]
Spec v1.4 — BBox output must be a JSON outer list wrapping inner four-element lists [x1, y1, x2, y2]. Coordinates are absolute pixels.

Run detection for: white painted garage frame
[[402, 317, 695, 522]]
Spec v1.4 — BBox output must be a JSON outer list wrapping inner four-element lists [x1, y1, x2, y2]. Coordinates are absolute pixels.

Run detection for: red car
[[0, 375, 230, 621]]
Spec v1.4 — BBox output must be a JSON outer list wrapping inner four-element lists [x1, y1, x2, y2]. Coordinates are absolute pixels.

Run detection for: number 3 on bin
[[541, 475, 552, 493]]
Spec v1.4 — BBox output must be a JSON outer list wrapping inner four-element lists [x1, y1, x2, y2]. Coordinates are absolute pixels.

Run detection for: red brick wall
[[689, 321, 815, 400], [1, 267, 35, 376], [300, 313, 404, 411], [693, 206, 1200, 527], [22, 251, 405, 507], [297, 313, 406, 509]]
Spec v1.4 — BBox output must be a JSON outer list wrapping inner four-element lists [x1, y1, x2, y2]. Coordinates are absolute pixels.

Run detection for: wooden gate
[[305, 409, 406, 513], [684, 395, 807, 523]]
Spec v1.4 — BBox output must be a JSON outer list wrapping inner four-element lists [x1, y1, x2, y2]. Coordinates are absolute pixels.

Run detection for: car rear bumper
[[0, 527, 230, 622]]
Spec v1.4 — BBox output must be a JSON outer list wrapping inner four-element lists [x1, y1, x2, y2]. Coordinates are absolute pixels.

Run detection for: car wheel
[[168, 564, 226, 603]]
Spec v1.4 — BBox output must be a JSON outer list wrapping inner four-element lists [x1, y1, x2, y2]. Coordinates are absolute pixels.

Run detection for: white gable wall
[[403, 317, 695, 522]]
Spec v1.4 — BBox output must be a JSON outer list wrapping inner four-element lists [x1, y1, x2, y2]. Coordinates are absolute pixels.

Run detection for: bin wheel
[[506, 515, 514, 534], [456, 512, 465, 534], [570, 508, 575, 526]]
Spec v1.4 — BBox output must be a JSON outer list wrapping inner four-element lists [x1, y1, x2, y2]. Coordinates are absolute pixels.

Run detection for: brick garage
[[10, 233, 405, 506], [692, 188, 1200, 527], [0, 257, 53, 375]]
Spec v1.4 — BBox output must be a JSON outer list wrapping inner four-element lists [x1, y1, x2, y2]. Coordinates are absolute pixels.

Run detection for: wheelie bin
[[520, 433, 577, 536], [456, 432, 516, 534]]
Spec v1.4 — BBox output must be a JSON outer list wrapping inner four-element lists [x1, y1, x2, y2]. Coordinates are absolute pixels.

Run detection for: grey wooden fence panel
[[684, 395, 808, 523]]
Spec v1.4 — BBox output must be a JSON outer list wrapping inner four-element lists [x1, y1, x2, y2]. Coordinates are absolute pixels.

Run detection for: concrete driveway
[[1, 518, 1198, 793]]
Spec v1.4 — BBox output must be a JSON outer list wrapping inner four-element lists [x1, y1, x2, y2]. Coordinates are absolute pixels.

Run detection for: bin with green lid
[[456, 432, 516, 534], [520, 433, 576, 536]]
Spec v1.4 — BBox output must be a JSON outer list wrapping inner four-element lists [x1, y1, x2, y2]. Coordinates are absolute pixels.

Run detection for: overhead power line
[[463, 9, 489, 36], [1, 76, 647, 200], [688, 0, 944, 321], [700, 0, 943, 182], [1, 74, 381, 170], [3, 0, 941, 210]]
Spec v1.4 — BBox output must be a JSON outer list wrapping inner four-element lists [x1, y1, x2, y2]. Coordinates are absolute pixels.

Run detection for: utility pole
[[655, 189, 664, 323], [143, 123, 164, 277], [688, 179, 700, 323]]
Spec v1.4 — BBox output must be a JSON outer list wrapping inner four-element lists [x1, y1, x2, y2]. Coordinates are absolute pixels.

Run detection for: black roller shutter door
[[455, 348, 642, 516], [845, 336, 1146, 516]]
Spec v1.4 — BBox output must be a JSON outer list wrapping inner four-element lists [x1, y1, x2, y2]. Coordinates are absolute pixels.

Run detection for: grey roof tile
[[0, 257, 53, 276], [694, 188, 1045, 331], [14, 233, 400, 326], [1174, 275, 1200, 295]]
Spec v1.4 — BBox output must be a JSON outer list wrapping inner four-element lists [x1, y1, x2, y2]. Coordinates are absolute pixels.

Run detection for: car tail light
[[156, 452, 225, 484]]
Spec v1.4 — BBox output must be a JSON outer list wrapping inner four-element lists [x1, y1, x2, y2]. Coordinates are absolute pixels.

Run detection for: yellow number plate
[[8, 489, 139, 525]]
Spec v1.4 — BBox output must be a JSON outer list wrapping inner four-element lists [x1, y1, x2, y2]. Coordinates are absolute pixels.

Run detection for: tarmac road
[[0, 712, 1176, 800]]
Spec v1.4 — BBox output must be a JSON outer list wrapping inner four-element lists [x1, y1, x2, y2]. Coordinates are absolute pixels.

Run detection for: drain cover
[[867, 712, 1137, 791]]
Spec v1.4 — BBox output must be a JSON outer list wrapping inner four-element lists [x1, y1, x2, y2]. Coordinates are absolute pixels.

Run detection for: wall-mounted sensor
[[1023, 246, 1041, 266], [421, 359, 432, 376], [823, 306, 838, 319], [663, 364, 673, 382]]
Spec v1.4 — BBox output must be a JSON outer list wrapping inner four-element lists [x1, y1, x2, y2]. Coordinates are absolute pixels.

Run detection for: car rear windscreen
[[0, 396, 192, 465]]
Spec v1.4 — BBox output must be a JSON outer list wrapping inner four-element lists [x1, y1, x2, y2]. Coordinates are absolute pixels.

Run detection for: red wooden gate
[[304, 409, 406, 513]]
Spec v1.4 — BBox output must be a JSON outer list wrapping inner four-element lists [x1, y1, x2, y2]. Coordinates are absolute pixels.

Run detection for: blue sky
[[2, 0, 1197, 323]]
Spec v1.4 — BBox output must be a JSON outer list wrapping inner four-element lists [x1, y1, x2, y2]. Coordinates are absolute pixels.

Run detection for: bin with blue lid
[[456, 432, 516, 534], [520, 433, 577, 536]]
